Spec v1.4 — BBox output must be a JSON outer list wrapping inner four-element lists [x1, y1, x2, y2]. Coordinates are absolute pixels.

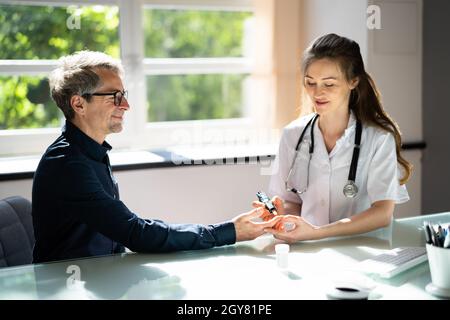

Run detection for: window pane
[[0, 5, 119, 59], [0, 76, 62, 129], [147, 74, 249, 122], [144, 9, 253, 58]]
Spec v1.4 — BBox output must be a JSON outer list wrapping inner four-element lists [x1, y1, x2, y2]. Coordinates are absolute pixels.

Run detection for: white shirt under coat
[[268, 112, 409, 226]]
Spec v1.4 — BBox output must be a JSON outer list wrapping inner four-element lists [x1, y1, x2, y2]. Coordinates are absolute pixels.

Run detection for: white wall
[[366, 0, 423, 216], [115, 164, 272, 223], [0, 148, 422, 223], [367, 0, 422, 143], [302, 0, 369, 61], [0, 164, 271, 224]]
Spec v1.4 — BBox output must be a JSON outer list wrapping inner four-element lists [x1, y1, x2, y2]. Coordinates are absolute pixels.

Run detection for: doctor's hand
[[232, 207, 283, 242], [252, 195, 285, 230], [263, 215, 321, 242]]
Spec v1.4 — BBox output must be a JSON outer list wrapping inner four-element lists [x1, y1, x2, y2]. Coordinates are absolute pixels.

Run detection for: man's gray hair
[[49, 50, 124, 120]]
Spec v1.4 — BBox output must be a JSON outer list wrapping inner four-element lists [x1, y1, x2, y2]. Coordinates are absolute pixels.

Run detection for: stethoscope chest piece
[[286, 113, 362, 199], [343, 180, 358, 198]]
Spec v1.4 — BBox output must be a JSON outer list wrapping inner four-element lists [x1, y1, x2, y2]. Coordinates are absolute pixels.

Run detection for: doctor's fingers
[[252, 201, 265, 208], [253, 215, 283, 228], [244, 207, 266, 219], [273, 220, 285, 231], [251, 201, 269, 216], [252, 198, 283, 210], [272, 233, 296, 243], [252, 201, 278, 220], [279, 215, 303, 225], [263, 228, 295, 243], [272, 196, 284, 208]]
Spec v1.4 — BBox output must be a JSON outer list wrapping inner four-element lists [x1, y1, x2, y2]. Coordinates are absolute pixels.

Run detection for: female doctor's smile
[[254, 33, 412, 242]]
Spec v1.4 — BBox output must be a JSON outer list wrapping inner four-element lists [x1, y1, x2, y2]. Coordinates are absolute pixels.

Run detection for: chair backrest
[[0, 196, 35, 267]]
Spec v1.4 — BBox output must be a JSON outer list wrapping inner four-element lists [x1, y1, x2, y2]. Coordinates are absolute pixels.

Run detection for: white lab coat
[[268, 112, 409, 226]]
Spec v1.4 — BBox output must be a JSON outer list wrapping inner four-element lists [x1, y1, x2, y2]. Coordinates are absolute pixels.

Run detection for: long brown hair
[[302, 33, 412, 184]]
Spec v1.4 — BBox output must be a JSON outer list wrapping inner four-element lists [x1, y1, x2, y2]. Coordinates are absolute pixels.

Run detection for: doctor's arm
[[264, 199, 394, 242]]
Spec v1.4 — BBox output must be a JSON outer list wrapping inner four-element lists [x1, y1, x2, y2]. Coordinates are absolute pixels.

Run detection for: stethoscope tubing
[[287, 113, 362, 198]]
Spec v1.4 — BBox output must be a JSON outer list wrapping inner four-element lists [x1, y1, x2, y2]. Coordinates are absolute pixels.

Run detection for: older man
[[32, 51, 279, 263]]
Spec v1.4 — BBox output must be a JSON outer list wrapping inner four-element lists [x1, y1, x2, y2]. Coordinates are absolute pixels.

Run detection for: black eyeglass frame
[[82, 90, 128, 106]]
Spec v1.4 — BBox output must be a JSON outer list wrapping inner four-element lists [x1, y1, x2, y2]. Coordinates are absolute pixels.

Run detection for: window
[[0, 4, 119, 131], [0, 0, 261, 156], [143, 8, 252, 122], [147, 74, 250, 122], [143, 9, 251, 58], [0, 76, 60, 129]]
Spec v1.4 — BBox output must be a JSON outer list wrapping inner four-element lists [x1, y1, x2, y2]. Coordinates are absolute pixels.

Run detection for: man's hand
[[252, 195, 285, 230], [263, 215, 321, 242], [232, 207, 283, 242]]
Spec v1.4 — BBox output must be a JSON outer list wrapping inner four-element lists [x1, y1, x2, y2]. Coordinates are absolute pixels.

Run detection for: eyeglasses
[[83, 90, 128, 106]]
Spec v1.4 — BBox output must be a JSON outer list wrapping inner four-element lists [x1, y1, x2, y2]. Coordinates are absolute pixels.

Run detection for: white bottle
[[275, 244, 290, 269]]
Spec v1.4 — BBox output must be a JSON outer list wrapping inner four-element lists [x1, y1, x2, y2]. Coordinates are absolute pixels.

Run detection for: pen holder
[[426, 244, 450, 291]]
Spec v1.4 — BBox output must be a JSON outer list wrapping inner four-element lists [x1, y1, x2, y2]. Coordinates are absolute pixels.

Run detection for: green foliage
[[0, 5, 119, 129], [147, 74, 246, 122], [0, 76, 60, 129], [144, 10, 250, 58], [0, 5, 119, 59], [144, 10, 251, 121], [0, 5, 250, 129]]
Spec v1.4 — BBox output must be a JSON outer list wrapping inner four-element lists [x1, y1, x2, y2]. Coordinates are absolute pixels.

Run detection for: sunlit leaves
[[144, 10, 251, 58], [0, 5, 119, 129]]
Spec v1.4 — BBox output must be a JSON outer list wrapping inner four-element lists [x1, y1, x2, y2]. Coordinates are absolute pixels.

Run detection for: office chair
[[0, 196, 35, 267]]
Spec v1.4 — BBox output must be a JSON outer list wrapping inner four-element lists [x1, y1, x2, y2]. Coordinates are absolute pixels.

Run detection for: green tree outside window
[[0, 5, 119, 129], [0, 5, 251, 129]]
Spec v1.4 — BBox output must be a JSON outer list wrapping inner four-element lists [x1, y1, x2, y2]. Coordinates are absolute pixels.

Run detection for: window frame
[[0, 0, 258, 156]]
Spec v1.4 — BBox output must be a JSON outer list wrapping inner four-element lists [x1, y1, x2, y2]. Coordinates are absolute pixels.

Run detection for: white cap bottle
[[275, 244, 290, 269]]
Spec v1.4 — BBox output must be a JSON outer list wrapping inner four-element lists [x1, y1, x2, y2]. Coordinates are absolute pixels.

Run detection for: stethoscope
[[285, 113, 362, 198]]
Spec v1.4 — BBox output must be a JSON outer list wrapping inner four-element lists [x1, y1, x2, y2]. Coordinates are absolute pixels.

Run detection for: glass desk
[[1, 212, 449, 300]]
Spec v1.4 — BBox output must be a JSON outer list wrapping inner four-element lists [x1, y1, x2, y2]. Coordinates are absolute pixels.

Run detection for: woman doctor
[[255, 33, 412, 242]]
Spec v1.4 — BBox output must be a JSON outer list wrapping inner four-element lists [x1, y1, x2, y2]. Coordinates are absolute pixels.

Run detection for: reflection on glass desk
[[1, 212, 449, 300]]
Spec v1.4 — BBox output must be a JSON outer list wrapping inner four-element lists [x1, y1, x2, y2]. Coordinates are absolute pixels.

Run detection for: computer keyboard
[[356, 247, 428, 278]]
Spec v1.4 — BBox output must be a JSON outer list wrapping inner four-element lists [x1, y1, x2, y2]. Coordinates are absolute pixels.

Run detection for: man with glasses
[[32, 51, 280, 263]]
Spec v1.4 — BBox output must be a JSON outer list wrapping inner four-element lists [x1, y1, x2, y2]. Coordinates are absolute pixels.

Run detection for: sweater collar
[[63, 120, 112, 162]]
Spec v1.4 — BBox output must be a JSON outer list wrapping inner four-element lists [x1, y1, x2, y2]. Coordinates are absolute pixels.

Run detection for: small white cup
[[275, 244, 290, 269], [426, 244, 450, 290]]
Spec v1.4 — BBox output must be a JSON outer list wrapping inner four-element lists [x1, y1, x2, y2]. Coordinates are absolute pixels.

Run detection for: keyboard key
[[356, 247, 428, 278]]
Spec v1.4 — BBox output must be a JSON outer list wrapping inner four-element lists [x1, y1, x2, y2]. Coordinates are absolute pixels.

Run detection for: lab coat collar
[[329, 111, 357, 158], [341, 111, 357, 141]]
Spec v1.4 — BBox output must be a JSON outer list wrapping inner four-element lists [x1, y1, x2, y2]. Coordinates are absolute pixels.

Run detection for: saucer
[[426, 282, 450, 299]]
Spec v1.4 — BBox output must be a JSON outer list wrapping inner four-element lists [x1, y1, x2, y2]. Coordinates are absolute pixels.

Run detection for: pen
[[445, 232, 450, 249], [429, 223, 439, 247], [437, 225, 444, 247], [423, 222, 432, 245]]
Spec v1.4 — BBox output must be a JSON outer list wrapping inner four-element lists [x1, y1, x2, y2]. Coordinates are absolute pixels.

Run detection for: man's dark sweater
[[32, 121, 235, 263]]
